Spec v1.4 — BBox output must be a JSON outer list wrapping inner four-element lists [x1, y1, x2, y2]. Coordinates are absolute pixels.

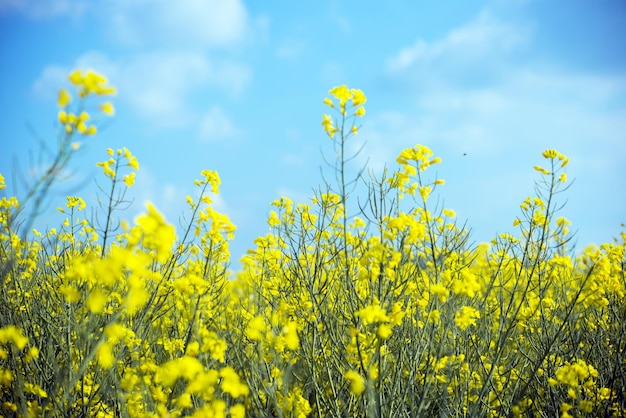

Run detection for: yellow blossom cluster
[[321, 85, 366, 138], [57, 70, 115, 138]]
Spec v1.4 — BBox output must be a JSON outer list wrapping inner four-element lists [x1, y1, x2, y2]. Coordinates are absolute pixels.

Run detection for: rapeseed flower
[[57, 88, 71, 107], [454, 306, 480, 330], [100, 101, 114, 115], [345, 370, 366, 395], [220, 366, 249, 398], [0, 326, 28, 350]]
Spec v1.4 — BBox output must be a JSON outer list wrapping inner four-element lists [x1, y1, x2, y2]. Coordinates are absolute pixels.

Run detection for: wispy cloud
[[356, 7, 626, 245], [101, 0, 252, 49], [198, 106, 243, 143], [119, 51, 250, 125], [32, 50, 251, 131], [373, 9, 626, 160], [30, 0, 255, 132], [386, 11, 530, 88], [0, 0, 87, 20]]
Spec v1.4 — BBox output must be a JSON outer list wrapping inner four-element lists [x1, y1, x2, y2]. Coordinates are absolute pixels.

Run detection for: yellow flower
[[454, 306, 480, 330], [427, 309, 441, 324], [200, 330, 227, 362], [96, 342, 115, 369], [57, 88, 71, 107], [100, 102, 115, 116], [25, 346, 39, 362], [66, 196, 86, 210], [282, 321, 300, 350], [158, 356, 204, 387], [267, 210, 280, 227], [68, 69, 83, 85], [60, 284, 81, 303], [127, 155, 139, 171], [220, 366, 249, 398], [442, 208, 456, 218], [105, 323, 132, 345], [0, 173, 5, 190], [321, 114, 337, 137], [0, 326, 29, 350], [245, 316, 266, 341], [542, 149, 557, 159], [96, 158, 116, 179], [58, 111, 68, 124], [201, 169, 220, 192], [83, 70, 107, 91], [354, 106, 365, 117], [351, 88, 367, 106], [357, 303, 390, 325], [430, 283, 449, 303], [323, 97, 334, 108], [135, 202, 176, 263], [77, 121, 88, 134], [23, 382, 47, 398], [87, 289, 107, 314], [229, 404, 246, 418], [419, 186, 431, 201], [126, 276, 149, 314], [176, 393, 192, 409], [378, 324, 392, 339], [123, 172, 135, 187], [329, 85, 351, 107], [345, 370, 366, 395]]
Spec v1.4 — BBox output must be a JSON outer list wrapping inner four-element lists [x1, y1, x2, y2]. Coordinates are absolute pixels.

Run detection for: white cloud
[[30, 51, 119, 101], [119, 51, 210, 124], [377, 9, 626, 161], [386, 11, 530, 86], [119, 52, 250, 125], [363, 9, 626, 247], [32, 51, 251, 128], [31, 65, 68, 101], [0, 0, 87, 19], [102, 0, 251, 49], [198, 106, 242, 142], [360, 70, 626, 169]]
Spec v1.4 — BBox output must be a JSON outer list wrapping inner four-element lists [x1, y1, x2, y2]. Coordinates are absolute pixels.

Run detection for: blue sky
[[1, 0, 625, 264]]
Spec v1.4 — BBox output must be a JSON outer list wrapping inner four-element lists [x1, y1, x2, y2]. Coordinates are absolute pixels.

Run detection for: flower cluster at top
[[321, 85, 366, 138], [57, 70, 115, 139]]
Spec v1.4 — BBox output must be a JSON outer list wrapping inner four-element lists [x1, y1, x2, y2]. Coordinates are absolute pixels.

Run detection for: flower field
[[1, 71, 625, 417]]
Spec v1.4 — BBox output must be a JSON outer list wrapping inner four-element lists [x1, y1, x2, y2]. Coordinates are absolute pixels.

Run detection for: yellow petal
[[57, 89, 71, 107]]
